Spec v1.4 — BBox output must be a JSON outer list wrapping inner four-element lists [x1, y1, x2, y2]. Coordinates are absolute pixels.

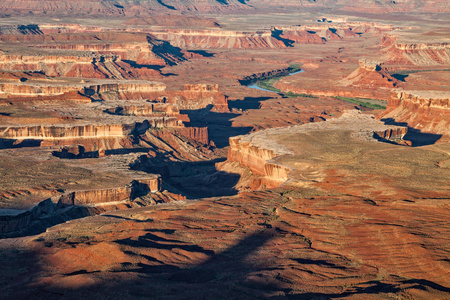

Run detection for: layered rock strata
[[341, 59, 400, 91], [57, 177, 161, 206], [228, 110, 409, 188], [0, 176, 166, 237], [0, 122, 159, 140], [150, 29, 288, 49], [383, 36, 450, 65], [380, 90, 450, 136], [0, 82, 228, 112]]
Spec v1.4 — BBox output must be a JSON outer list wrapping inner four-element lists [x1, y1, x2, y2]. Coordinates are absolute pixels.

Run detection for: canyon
[[0, 2, 449, 299]]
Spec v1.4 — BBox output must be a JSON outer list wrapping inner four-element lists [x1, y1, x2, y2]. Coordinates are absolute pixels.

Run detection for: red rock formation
[[0, 123, 136, 140], [280, 29, 325, 44], [58, 177, 161, 206], [150, 29, 288, 49], [342, 59, 400, 89], [227, 135, 291, 188], [0, 54, 148, 79], [383, 35, 450, 66], [0, 91, 91, 104], [379, 90, 450, 136], [177, 84, 229, 112], [373, 127, 408, 140], [172, 127, 209, 145]]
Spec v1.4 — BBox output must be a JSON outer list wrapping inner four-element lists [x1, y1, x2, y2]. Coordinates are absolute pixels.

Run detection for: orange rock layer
[[380, 91, 450, 136]]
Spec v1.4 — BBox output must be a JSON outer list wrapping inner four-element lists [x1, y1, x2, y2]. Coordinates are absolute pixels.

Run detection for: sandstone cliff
[[380, 90, 450, 136], [341, 59, 400, 89], [383, 36, 450, 66], [150, 29, 288, 49], [227, 134, 293, 188], [0, 176, 165, 237]]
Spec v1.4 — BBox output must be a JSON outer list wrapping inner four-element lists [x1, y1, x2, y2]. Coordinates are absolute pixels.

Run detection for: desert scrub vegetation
[[333, 96, 386, 109]]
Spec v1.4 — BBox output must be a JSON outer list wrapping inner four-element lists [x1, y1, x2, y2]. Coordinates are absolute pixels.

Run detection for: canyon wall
[[383, 36, 450, 65], [227, 135, 291, 188], [0, 123, 136, 140], [172, 127, 209, 145], [380, 90, 450, 136], [58, 177, 161, 206], [341, 59, 400, 89], [0, 53, 149, 79], [0, 176, 162, 237], [150, 29, 288, 49], [397, 43, 450, 65]]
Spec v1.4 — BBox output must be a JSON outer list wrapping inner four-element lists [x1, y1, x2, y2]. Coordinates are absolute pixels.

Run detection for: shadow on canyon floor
[[0, 203, 96, 239], [181, 105, 253, 148], [0, 138, 42, 149], [1, 229, 280, 299], [131, 152, 241, 199], [228, 96, 272, 111], [380, 118, 442, 146], [279, 278, 450, 299], [2, 227, 449, 299]]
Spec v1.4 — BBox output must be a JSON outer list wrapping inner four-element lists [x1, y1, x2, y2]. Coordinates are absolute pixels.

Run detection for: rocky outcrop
[[228, 135, 292, 188], [341, 59, 400, 89], [279, 29, 325, 44], [150, 29, 288, 49], [32, 43, 165, 66], [0, 120, 183, 152], [0, 82, 80, 96], [0, 81, 166, 98], [105, 103, 182, 117], [176, 84, 229, 112], [0, 122, 150, 140], [85, 82, 167, 98], [396, 42, 450, 65], [0, 53, 154, 79], [0, 199, 96, 238], [58, 177, 161, 206], [380, 90, 450, 136], [373, 127, 408, 140], [383, 36, 450, 65], [228, 110, 412, 189], [0, 176, 164, 237], [172, 127, 209, 146], [0, 80, 228, 111]]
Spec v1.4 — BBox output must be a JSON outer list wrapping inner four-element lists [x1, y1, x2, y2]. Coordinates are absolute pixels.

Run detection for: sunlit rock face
[[380, 90, 450, 136]]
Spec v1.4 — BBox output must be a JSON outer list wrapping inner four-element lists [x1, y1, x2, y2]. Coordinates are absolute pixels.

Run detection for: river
[[246, 69, 304, 93]]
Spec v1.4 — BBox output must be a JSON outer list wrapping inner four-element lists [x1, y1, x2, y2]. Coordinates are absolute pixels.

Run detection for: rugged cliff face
[[383, 36, 450, 66], [32, 43, 166, 66], [341, 59, 400, 91], [0, 120, 182, 151], [0, 53, 160, 79], [0, 82, 80, 97], [227, 110, 413, 189], [151, 29, 288, 49], [227, 135, 292, 188], [0, 176, 169, 237], [58, 177, 161, 206], [0, 123, 144, 140], [274, 23, 384, 44], [0, 28, 191, 79], [380, 90, 450, 136]]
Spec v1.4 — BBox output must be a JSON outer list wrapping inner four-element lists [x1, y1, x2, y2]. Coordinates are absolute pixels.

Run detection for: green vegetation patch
[[333, 96, 386, 110]]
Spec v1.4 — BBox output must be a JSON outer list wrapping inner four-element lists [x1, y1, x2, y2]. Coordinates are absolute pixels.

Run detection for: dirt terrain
[[0, 1, 449, 299]]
